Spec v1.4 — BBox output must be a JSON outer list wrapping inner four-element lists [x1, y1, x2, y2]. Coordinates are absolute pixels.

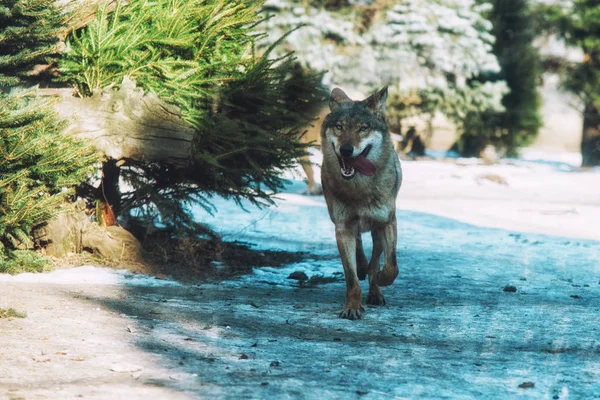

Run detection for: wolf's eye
[[335, 123, 343, 130], [359, 125, 369, 132]]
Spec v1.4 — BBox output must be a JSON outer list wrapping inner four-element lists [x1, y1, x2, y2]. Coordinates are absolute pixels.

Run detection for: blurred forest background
[[0, 0, 597, 273]]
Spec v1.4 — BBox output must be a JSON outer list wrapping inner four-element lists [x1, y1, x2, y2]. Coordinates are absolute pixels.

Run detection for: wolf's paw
[[366, 289, 386, 306], [339, 305, 365, 320]]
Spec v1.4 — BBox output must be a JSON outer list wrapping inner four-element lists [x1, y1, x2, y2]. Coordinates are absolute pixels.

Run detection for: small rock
[[239, 353, 249, 360], [478, 174, 507, 185], [356, 390, 369, 396], [110, 363, 142, 373], [270, 361, 280, 367], [126, 325, 136, 333], [518, 381, 535, 389], [288, 271, 308, 281], [503, 285, 517, 293]]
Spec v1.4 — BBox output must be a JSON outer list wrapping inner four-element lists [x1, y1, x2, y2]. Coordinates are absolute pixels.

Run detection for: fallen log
[[38, 76, 195, 166]]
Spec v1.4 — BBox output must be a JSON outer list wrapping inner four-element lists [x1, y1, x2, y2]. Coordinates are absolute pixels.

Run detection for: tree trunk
[[100, 159, 121, 223], [582, 102, 600, 167]]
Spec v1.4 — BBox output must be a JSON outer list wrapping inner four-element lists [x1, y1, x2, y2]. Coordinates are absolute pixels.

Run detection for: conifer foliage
[[541, 0, 600, 166], [58, 0, 326, 230], [0, 89, 98, 271], [0, 0, 67, 86]]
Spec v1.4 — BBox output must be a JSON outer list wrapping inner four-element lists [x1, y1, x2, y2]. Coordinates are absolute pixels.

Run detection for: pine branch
[[0, 88, 100, 258]]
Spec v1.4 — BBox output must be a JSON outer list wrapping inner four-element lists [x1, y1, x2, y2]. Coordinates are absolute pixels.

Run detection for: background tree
[[260, 0, 508, 139], [536, 0, 600, 166], [458, 0, 543, 156]]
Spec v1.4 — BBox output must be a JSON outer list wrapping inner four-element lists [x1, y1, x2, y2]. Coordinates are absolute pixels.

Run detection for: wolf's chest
[[356, 203, 391, 232], [329, 196, 392, 230]]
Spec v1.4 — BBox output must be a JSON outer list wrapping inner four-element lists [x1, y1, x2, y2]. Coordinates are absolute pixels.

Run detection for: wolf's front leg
[[335, 224, 364, 320]]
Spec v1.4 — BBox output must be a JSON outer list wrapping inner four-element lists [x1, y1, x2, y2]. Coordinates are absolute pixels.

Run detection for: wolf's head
[[321, 86, 389, 181]]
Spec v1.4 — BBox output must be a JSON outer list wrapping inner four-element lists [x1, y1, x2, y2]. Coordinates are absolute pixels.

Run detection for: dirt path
[[2, 159, 600, 399], [2, 252, 599, 399]]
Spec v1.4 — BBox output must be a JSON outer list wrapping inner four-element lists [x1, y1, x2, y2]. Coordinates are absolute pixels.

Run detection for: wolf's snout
[[340, 143, 354, 157]]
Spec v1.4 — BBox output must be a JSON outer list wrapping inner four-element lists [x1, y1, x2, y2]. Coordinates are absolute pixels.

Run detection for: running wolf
[[321, 86, 402, 320]]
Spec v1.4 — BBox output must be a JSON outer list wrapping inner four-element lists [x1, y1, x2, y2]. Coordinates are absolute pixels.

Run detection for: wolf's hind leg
[[375, 215, 399, 287], [367, 228, 385, 305], [356, 233, 369, 281], [300, 156, 322, 195]]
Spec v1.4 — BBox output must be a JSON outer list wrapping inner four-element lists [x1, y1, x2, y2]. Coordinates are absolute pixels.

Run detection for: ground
[[1, 155, 599, 399]]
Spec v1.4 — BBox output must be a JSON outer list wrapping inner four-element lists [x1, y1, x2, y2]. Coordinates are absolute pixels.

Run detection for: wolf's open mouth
[[336, 145, 375, 180]]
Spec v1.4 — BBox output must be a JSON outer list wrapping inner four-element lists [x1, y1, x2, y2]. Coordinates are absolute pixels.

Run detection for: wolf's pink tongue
[[349, 154, 376, 176]]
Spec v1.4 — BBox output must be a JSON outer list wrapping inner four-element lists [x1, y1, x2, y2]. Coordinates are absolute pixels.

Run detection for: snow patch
[[0, 265, 181, 287]]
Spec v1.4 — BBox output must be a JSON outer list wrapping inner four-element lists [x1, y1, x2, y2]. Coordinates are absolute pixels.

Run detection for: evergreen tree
[[459, 0, 542, 156], [260, 0, 508, 131], [0, 88, 98, 272], [0, 0, 67, 86], [58, 0, 326, 232], [539, 0, 600, 166]]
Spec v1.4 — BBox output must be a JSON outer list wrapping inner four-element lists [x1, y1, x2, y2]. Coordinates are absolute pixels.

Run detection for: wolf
[[320, 86, 402, 320]]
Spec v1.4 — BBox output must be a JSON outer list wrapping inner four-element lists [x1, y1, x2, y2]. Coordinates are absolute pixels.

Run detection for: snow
[[0, 265, 181, 287], [260, 0, 508, 116]]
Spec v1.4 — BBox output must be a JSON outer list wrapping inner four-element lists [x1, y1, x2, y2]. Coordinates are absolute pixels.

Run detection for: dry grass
[[0, 308, 26, 318]]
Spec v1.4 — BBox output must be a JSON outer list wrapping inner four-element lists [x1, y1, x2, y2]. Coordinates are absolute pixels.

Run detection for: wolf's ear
[[329, 88, 352, 111], [364, 86, 388, 117]]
